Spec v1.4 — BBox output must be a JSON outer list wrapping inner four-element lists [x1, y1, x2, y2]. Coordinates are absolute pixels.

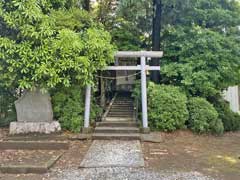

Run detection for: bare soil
[[1, 128, 240, 180], [143, 130, 240, 180]]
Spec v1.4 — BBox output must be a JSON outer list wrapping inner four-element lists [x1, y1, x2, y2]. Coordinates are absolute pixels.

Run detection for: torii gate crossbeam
[[83, 51, 163, 133]]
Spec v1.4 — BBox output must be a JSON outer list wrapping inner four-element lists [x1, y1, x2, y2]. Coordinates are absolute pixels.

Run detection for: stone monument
[[9, 89, 61, 135]]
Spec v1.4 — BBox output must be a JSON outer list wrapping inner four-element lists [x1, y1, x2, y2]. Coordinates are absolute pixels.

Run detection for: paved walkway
[[51, 140, 215, 180], [51, 167, 214, 180], [80, 140, 144, 168]]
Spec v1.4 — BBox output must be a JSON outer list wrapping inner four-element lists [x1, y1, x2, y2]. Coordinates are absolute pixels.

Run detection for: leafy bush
[[188, 97, 224, 135], [51, 85, 102, 133], [214, 98, 240, 132], [0, 87, 16, 127], [147, 83, 189, 131]]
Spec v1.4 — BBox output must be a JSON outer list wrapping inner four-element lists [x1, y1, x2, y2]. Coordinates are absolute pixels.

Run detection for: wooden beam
[[104, 65, 160, 71], [115, 51, 163, 58], [105, 66, 140, 70]]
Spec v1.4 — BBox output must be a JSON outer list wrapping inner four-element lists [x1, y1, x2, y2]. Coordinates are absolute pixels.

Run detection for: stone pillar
[[141, 56, 150, 133], [83, 85, 92, 133], [225, 86, 240, 113]]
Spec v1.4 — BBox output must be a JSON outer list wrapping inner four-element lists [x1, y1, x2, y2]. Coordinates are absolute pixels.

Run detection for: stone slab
[[69, 134, 92, 141], [0, 141, 69, 150], [141, 133, 163, 143], [4, 135, 67, 141], [52, 168, 215, 180], [0, 151, 63, 174], [80, 140, 144, 168], [9, 121, 61, 135], [15, 89, 53, 122]]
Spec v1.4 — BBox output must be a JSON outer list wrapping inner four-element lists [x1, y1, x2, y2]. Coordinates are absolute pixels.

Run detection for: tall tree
[[151, 0, 162, 83]]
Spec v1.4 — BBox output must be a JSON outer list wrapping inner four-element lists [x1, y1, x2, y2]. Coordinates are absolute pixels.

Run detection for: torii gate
[[83, 51, 163, 133]]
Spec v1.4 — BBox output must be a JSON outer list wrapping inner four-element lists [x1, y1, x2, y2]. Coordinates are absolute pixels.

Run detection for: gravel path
[[50, 167, 216, 180], [51, 140, 216, 180], [80, 140, 144, 168]]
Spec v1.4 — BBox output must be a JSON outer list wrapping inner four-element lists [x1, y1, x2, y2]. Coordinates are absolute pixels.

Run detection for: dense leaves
[[161, 26, 240, 97], [0, 1, 115, 90], [188, 97, 224, 135], [213, 97, 240, 132], [51, 85, 102, 132], [147, 83, 189, 131], [132, 82, 189, 131], [0, 87, 16, 127]]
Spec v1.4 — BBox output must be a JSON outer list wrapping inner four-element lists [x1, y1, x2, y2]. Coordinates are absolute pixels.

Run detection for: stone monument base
[[9, 121, 61, 135]]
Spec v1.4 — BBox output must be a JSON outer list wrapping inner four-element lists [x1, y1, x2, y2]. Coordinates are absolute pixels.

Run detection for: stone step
[[4, 135, 67, 142], [107, 116, 133, 119], [111, 106, 133, 109], [114, 102, 133, 105], [108, 111, 134, 115], [113, 102, 133, 105], [110, 108, 134, 111], [108, 114, 133, 117], [0, 141, 69, 150], [95, 127, 140, 133], [105, 117, 134, 121], [97, 121, 138, 127], [107, 112, 133, 118], [92, 133, 140, 140], [110, 108, 134, 112], [111, 107, 133, 110]]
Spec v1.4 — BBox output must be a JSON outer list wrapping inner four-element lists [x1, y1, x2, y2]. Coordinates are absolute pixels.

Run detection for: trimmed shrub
[[188, 97, 224, 135], [51, 85, 102, 133], [214, 98, 240, 132], [148, 83, 189, 131]]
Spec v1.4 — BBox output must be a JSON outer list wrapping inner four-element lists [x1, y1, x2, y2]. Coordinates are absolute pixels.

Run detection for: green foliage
[[111, 19, 142, 50], [147, 83, 189, 131], [188, 97, 224, 135], [213, 97, 240, 132], [0, 1, 115, 90], [161, 25, 240, 98], [103, 0, 240, 98], [51, 85, 102, 133], [160, 0, 240, 98], [0, 87, 16, 127]]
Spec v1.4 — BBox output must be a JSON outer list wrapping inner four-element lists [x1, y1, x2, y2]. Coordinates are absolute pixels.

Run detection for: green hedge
[[147, 83, 189, 131], [214, 98, 240, 132], [51, 85, 102, 133], [0, 88, 16, 127], [188, 97, 224, 135]]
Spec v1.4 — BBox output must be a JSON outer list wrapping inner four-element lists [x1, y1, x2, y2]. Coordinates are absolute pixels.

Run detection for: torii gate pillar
[[141, 56, 149, 132]]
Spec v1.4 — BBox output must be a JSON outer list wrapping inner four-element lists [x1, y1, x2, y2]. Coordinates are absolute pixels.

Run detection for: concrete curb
[[0, 141, 69, 150]]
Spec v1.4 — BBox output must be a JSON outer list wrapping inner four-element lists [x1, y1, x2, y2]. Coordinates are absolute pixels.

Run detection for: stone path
[[80, 140, 144, 168], [51, 167, 215, 180], [56, 140, 214, 180], [49, 140, 216, 180]]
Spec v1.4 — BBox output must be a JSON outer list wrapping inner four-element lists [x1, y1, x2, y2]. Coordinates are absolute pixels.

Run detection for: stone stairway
[[93, 94, 140, 140]]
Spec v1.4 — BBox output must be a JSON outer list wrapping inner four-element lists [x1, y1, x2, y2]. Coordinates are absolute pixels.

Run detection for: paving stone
[[80, 140, 144, 168], [0, 150, 64, 174], [50, 168, 216, 180], [141, 133, 163, 143]]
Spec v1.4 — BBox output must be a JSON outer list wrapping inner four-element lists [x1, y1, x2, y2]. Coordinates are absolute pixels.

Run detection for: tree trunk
[[82, 0, 90, 11], [150, 0, 162, 83]]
